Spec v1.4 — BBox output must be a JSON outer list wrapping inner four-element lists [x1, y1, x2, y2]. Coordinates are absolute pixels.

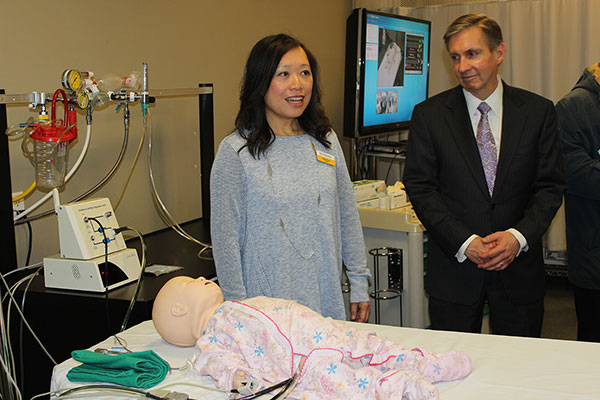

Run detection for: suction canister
[[28, 89, 77, 190]]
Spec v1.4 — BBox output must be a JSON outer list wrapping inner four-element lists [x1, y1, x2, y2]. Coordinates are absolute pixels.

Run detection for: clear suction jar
[[28, 121, 77, 190], [33, 138, 69, 190]]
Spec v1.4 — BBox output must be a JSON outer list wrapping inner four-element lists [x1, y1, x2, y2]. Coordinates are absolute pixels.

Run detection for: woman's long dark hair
[[235, 34, 332, 159]]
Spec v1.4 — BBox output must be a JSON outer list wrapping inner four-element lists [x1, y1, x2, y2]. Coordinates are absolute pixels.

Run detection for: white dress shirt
[[455, 77, 528, 262]]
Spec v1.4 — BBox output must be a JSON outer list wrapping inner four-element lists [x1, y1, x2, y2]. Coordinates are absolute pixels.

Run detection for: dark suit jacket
[[403, 83, 566, 306]]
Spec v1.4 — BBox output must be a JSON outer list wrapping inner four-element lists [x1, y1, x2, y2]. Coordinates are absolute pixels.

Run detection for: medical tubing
[[383, 148, 401, 185], [7, 121, 39, 222], [0, 283, 17, 400], [64, 122, 91, 183], [146, 110, 187, 236], [5, 116, 40, 138], [20, 107, 126, 224], [118, 226, 147, 333], [29, 392, 51, 400], [145, 109, 212, 253], [87, 217, 112, 335], [18, 267, 41, 393], [16, 106, 126, 224], [5, 273, 36, 384], [1, 263, 43, 280], [3, 270, 56, 369], [51, 385, 200, 400], [0, 268, 42, 393], [1, 273, 33, 304], [2, 273, 35, 380], [51, 89, 69, 122], [0, 354, 21, 400], [12, 181, 36, 203], [150, 381, 228, 394], [24, 220, 32, 266], [72, 102, 128, 204], [114, 102, 142, 210], [234, 378, 294, 400], [53, 384, 146, 398], [0, 272, 57, 365], [19, 90, 73, 189], [14, 122, 92, 222], [271, 373, 299, 400], [111, 334, 133, 353]]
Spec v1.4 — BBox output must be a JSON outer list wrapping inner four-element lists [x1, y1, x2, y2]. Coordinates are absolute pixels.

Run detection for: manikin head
[[152, 276, 224, 347]]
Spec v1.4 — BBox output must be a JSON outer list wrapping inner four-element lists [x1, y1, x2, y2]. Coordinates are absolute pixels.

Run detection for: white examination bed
[[51, 319, 600, 399]]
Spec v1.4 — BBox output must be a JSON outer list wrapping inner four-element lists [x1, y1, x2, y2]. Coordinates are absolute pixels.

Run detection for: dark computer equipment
[[343, 8, 431, 138]]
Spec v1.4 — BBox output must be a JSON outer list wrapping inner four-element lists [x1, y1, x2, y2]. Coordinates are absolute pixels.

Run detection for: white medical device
[[43, 197, 140, 292], [5, 64, 211, 292]]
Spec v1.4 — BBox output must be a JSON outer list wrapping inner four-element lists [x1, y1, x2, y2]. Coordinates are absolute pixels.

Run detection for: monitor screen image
[[344, 9, 431, 137]]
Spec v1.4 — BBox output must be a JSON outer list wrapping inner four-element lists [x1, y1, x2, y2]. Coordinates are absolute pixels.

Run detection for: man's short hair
[[443, 14, 503, 51]]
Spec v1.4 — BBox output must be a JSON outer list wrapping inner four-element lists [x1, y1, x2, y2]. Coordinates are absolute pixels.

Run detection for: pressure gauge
[[77, 92, 90, 109], [61, 69, 83, 92]]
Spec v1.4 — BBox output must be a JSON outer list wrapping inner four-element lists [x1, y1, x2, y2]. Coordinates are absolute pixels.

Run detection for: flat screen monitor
[[343, 9, 431, 137]]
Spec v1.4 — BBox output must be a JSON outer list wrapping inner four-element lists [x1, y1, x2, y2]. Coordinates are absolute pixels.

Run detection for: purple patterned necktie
[[476, 102, 497, 196]]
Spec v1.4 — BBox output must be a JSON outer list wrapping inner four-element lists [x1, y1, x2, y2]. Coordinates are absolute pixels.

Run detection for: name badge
[[316, 150, 335, 166]]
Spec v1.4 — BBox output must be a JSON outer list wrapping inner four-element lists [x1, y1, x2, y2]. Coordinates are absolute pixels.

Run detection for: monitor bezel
[[345, 8, 431, 138]]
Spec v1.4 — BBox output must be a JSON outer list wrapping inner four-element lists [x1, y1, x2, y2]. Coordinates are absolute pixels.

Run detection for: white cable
[[1, 273, 32, 304], [5, 268, 42, 386], [4, 273, 35, 381], [14, 123, 92, 222], [52, 384, 146, 399], [1, 263, 43, 280], [29, 392, 51, 400], [155, 381, 229, 394], [0, 272, 57, 365], [1, 279, 18, 393], [0, 282, 20, 400], [0, 353, 22, 400]]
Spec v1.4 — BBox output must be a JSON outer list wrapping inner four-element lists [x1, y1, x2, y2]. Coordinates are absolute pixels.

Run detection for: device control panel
[[57, 197, 126, 260]]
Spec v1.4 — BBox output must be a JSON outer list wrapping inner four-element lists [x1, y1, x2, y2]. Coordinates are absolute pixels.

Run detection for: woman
[[210, 34, 370, 322]]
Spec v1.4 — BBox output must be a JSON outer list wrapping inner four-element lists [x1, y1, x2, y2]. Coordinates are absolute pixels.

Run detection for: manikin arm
[[195, 341, 264, 392]]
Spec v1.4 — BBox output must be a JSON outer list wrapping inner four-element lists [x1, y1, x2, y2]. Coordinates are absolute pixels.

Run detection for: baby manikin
[[152, 276, 472, 400]]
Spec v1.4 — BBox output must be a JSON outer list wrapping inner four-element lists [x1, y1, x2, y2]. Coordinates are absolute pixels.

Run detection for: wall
[[0, 0, 354, 266]]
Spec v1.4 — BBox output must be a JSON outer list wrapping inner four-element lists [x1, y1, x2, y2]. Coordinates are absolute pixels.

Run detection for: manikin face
[[264, 46, 313, 132], [152, 276, 224, 347], [448, 26, 505, 100], [184, 276, 223, 305]]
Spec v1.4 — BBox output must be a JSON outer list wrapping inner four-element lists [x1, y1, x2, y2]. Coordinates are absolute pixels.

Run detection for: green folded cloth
[[67, 349, 169, 389]]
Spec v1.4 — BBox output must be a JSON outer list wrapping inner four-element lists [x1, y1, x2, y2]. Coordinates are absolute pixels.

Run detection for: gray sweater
[[210, 130, 370, 320]]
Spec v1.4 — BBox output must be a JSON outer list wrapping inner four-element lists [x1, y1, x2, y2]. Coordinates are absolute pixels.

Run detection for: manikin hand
[[233, 370, 257, 395], [233, 370, 247, 388], [477, 231, 520, 271], [232, 357, 308, 395]]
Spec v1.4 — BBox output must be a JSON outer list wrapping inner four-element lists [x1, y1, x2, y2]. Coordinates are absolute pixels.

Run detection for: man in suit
[[403, 14, 565, 337]]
